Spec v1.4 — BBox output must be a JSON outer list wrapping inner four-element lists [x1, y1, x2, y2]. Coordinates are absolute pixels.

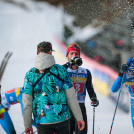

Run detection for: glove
[[119, 64, 129, 77], [91, 98, 99, 107], [120, 64, 129, 73]]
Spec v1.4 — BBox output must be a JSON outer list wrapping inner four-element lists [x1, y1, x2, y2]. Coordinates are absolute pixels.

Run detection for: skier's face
[[67, 50, 80, 61]]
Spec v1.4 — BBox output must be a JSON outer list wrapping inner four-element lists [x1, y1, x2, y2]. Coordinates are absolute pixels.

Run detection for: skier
[[63, 43, 99, 134], [0, 87, 23, 134], [111, 57, 134, 131], [22, 41, 85, 134]]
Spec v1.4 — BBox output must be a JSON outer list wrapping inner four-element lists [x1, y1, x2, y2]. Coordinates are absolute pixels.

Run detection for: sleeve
[[22, 72, 33, 128], [86, 69, 97, 100], [65, 87, 83, 121], [23, 72, 33, 95], [22, 93, 33, 128], [111, 76, 125, 92]]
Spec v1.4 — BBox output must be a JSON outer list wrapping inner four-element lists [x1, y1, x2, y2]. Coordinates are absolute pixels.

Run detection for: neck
[[40, 70, 44, 73], [72, 65, 78, 70]]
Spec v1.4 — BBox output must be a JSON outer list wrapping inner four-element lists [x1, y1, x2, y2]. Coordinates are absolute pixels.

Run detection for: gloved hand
[[91, 98, 99, 107], [119, 64, 129, 77], [120, 64, 129, 73]]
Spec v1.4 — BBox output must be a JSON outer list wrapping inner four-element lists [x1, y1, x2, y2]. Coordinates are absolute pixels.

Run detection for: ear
[[48, 50, 52, 55]]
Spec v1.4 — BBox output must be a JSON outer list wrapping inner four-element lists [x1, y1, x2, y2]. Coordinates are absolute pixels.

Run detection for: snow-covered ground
[[0, 1, 133, 133]]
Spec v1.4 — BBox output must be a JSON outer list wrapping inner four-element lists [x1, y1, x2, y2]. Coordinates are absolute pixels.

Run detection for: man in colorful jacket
[[22, 41, 85, 134]]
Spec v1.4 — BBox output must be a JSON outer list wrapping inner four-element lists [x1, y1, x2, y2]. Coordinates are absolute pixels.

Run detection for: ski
[[0, 51, 12, 83], [0, 51, 12, 105]]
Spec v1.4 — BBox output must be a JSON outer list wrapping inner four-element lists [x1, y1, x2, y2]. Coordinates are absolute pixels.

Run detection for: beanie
[[37, 41, 55, 53], [66, 43, 80, 57]]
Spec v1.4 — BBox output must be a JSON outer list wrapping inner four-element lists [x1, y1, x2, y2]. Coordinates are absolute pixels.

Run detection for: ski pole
[[92, 107, 95, 134], [109, 89, 121, 134], [109, 76, 124, 134]]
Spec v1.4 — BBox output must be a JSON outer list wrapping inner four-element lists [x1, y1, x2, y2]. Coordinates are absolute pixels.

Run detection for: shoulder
[[25, 67, 39, 80], [28, 67, 39, 73], [51, 64, 67, 72], [78, 67, 89, 73], [51, 64, 68, 79]]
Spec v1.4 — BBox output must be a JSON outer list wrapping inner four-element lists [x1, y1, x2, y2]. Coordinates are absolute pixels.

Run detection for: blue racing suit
[[0, 87, 23, 134], [111, 58, 134, 131]]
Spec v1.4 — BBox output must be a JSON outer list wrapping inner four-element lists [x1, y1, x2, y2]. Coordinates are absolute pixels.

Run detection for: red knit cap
[[66, 43, 81, 57]]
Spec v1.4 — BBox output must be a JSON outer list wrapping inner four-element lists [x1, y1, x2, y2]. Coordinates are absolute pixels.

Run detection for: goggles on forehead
[[68, 43, 81, 50]]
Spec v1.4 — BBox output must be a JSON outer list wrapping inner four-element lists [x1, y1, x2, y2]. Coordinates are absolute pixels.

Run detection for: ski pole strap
[[32, 66, 64, 100], [0, 108, 6, 115], [32, 68, 50, 100], [49, 65, 64, 82], [49, 71, 64, 82]]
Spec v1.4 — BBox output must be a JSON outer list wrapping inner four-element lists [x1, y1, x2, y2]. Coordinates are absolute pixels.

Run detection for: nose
[[72, 53, 77, 57]]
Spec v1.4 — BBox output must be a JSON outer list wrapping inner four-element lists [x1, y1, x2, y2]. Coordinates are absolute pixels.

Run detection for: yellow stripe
[[70, 77, 87, 83], [15, 87, 20, 97], [0, 108, 6, 115], [15, 87, 21, 103], [125, 82, 134, 85]]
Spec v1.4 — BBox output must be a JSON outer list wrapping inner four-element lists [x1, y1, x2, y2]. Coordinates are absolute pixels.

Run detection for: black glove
[[91, 98, 99, 107], [119, 64, 129, 77]]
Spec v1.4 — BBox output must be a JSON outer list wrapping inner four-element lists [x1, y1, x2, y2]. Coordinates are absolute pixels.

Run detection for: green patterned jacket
[[23, 64, 73, 124]]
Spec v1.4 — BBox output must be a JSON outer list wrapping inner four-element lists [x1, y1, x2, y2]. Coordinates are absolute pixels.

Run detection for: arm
[[111, 63, 128, 92], [63, 66, 85, 130], [86, 69, 99, 107], [65, 87, 85, 130], [111, 75, 125, 92], [22, 73, 33, 134], [22, 93, 33, 129], [65, 87, 83, 121], [86, 69, 97, 100]]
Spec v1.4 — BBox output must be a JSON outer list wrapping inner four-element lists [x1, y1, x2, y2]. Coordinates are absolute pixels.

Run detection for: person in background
[[0, 87, 23, 134], [63, 43, 99, 134], [22, 41, 85, 134], [111, 57, 134, 131]]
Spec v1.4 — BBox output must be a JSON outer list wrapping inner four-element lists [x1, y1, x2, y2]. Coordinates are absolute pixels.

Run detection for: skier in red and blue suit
[[0, 87, 23, 134], [63, 43, 99, 134], [111, 57, 134, 131]]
